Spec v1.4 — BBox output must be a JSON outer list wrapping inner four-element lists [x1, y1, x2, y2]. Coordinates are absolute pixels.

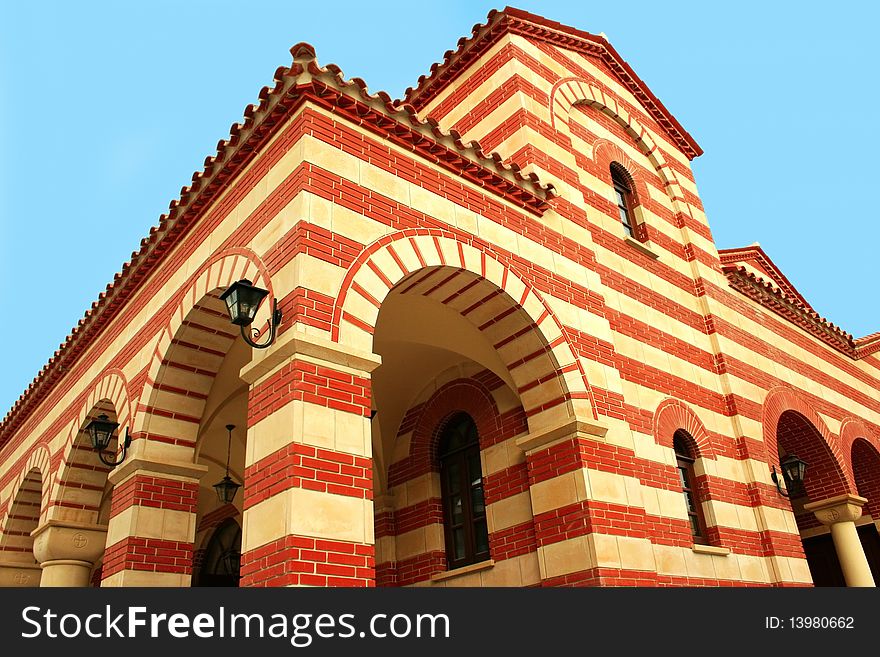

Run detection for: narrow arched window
[[674, 430, 708, 544], [438, 413, 489, 569], [611, 163, 636, 238]]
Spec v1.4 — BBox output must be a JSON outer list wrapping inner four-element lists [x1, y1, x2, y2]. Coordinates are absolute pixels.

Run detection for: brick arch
[[550, 77, 690, 216], [840, 419, 880, 521], [50, 369, 133, 522], [851, 438, 880, 523], [594, 140, 650, 208], [761, 387, 854, 499], [47, 371, 133, 525], [652, 398, 716, 459], [387, 377, 521, 488], [135, 248, 273, 460], [839, 418, 880, 482], [0, 446, 50, 562], [332, 228, 593, 431]]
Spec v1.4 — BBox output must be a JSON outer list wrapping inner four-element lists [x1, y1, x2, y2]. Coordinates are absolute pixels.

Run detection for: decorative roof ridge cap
[[400, 8, 507, 108]]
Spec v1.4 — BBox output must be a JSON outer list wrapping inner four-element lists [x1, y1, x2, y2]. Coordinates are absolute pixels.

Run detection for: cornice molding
[[723, 265, 880, 359]]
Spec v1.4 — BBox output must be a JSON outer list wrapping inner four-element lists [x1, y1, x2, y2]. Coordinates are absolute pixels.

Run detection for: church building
[[2, 7, 879, 587]]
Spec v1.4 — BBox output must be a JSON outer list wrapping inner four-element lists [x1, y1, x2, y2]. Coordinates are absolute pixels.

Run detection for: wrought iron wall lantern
[[771, 453, 808, 498], [213, 424, 242, 505], [219, 279, 282, 349], [85, 414, 131, 468]]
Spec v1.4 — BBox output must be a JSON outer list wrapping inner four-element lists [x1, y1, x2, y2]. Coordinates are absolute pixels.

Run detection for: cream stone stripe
[[295, 132, 595, 284], [391, 524, 445, 562], [246, 399, 372, 467], [102, 570, 189, 588], [437, 52, 532, 129], [242, 487, 374, 554], [425, 553, 542, 587], [718, 331, 880, 424], [548, 41, 694, 167], [415, 34, 519, 120]]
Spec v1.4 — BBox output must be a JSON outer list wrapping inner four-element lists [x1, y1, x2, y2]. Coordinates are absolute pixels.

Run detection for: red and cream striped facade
[[1, 7, 879, 588]]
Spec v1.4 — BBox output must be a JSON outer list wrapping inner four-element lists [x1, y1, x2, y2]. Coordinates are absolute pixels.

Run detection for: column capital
[[515, 417, 608, 454], [239, 329, 381, 385], [31, 520, 108, 564], [107, 456, 209, 486], [803, 494, 867, 526], [0, 561, 42, 587]]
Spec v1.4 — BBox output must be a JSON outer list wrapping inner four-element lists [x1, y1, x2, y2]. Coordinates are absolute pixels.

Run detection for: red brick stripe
[[102, 537, 193, 578], [109, 475, 198, 519], [243, 443, 372, 511], [247, 359, 371, 427], [240, 536, 374, 587]]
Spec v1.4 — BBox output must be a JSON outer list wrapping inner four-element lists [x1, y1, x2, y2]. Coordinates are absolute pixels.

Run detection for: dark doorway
[[195, 518, 242, 587]]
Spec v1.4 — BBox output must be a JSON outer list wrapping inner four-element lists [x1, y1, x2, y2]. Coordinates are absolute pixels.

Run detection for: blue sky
[[1, 1, 877, 417]]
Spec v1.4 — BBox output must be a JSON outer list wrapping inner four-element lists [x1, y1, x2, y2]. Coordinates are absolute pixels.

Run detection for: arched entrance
[[768, 403, 874, 586], [142, 288, 249, 586], [37, 394, 130, 587], [850, 438, 880, 582], [0, 465, 44, 586], [366, 254, 580, 586], [103, 260, 264, 586]]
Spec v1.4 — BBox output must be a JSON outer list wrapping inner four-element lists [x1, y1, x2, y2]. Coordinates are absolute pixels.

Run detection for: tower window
[[611, 163, 636, 238], [674, 430, 708, 544], [438, 413, 489, 569]]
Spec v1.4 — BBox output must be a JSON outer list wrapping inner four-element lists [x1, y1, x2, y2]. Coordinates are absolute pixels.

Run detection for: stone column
[[804, 494, 875, 587], [238, 330, 379, 587], [101, 459, 207, 587], [31, 521, 107, 587]]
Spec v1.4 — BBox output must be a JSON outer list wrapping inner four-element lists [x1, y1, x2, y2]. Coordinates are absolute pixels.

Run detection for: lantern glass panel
[[213, 476, 241, 505], [87, 415, 118, 451], [220, 280, 269, 327], [222, 287, 238, 321], [781, 455, 806, 485]]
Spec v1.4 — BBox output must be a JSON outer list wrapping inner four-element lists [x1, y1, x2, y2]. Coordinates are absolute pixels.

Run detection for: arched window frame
[[610, 162, 645, 242], [437, 413, 490, 569], [673, 430, 709, 545], [195, 517, 242, 587]]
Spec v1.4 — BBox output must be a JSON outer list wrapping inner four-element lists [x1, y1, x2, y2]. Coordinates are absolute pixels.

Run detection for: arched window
[[673, 430, 708, 544], [195, 518, 242, 587], [438, 413, 489, 569], [610, 163, 637, 239]]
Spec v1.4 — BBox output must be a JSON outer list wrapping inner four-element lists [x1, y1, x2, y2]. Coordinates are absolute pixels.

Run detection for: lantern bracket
[[241, 298, 282, 350], [97, 428, 131, 468]]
